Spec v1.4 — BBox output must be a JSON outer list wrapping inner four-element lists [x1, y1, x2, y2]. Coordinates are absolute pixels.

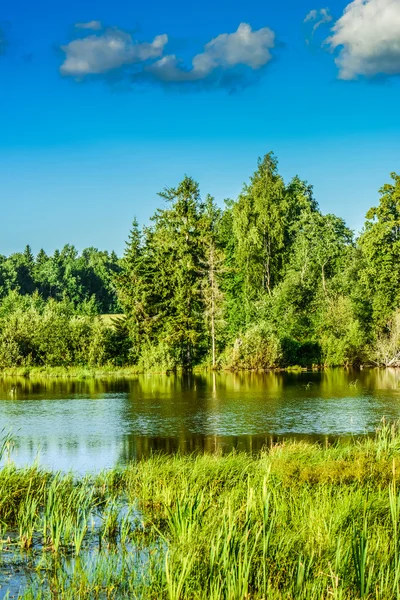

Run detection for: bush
[[318, 296, 366, 366], [0, 292, 122, 368], [222, 321, 282, 369], [373, 309, 400, 366], [138, 340, 180, 372], [280, 337, 321, 367]]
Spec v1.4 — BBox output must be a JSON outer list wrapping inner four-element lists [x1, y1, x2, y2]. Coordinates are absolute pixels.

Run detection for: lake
[[0, 368, 400, 473]]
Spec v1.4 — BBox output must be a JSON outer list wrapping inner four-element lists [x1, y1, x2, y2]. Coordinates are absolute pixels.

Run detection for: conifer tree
[[116, 218, 148, 361], [149, 176, 206, 368]]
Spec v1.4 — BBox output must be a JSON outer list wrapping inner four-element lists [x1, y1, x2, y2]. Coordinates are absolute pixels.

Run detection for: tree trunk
[[209, 245, 217, 369], [211, 290, 216, 369], [264, 234, 272, 295], [321, 264, 327, 293]]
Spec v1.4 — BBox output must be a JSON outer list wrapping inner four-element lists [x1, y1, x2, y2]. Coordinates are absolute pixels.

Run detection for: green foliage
[[117, 179, 223, 369], [6, 427, 400, 597], [317, 296, 367, 366], [1, 157, 399, 370], [359, 173, 400, 324], [373, 308, 400, 366], [0, 244, 121, 313], [138, 340, 180, 372], [222, 321, 282, 369], [232, 153, 286, 301], [0, 292, 125, 368], [279, 337, 321, 367]]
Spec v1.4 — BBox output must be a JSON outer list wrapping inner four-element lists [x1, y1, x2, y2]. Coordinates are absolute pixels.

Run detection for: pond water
[[0, 368, 400, 473]]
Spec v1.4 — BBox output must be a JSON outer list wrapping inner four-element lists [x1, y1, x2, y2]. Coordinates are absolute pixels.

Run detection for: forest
[[1, 152, 399, 371]]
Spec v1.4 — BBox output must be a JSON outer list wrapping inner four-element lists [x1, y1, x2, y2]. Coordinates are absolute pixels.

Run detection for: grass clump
[[5, 422, 400, 597]]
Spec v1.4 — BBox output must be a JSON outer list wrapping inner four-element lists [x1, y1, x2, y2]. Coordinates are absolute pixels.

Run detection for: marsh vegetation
[[3, 422, 400, 598]]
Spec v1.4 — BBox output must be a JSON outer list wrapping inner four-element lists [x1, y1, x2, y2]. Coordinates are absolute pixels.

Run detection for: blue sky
[[1, 0, 400, 256]]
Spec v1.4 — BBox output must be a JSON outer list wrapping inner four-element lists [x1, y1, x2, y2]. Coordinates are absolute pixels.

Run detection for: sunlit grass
[[0, 365, 142, 379], [4, 421, 400, 597]]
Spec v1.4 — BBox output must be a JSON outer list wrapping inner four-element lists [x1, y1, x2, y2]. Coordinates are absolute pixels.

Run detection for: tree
[[291, 212, 353, 294], [199, 195, 225, 368], [149, 176, 206, 368], [117, 178, 209, 369], [358, 172, 400, 324], [232, 153, 286, 306], [4, 249, 35, 295], [116, 218, 149, 362]]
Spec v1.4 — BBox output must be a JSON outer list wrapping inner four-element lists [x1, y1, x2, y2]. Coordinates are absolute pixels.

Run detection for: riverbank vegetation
[[3, 422, 400, 597], [1, 153, 400, 372]]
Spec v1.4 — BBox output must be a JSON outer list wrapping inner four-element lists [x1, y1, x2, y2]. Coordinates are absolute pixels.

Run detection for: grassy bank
[[0, 363, 358, 380], [0, 364, 305, 379], [0, 365, 144, 379], [3, 423, 400, 597]]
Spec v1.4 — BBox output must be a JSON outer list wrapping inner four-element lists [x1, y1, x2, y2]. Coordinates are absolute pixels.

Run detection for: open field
[[2, 422, 400, 597]]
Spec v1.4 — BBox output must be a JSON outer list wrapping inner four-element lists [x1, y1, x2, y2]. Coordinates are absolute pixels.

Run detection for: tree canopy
[[1, 153, 399, 370]]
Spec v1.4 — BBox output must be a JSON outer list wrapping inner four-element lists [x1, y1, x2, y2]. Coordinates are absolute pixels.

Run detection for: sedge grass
[[5, 422, 400, 597]]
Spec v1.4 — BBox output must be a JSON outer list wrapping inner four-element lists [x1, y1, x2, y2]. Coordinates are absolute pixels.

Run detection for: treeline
[[0, 245, 120, 313], [0, 246, 126, 368], [1, 152, 400, 370]]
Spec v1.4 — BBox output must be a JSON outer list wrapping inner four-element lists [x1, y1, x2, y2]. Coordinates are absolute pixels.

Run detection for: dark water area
[[0, 368, 400, 473]]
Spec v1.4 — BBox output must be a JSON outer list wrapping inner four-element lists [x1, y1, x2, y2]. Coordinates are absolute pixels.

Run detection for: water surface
[[0, 369, 400, 473]]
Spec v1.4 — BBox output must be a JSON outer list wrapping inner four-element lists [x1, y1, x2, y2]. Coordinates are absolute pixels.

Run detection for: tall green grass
[[0, 365, 143, 379], [5, 422, 400, 597]]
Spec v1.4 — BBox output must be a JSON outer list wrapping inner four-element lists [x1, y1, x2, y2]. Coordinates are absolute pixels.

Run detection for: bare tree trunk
[[264, 234, 272, 295], [321, 264, 327, 293], [210, 246, 216, 369], [387, 352, 400, 367], [211, 291, 216, 369]]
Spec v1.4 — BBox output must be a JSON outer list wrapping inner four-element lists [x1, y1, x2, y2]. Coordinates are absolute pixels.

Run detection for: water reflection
[[0, 369, 399, 473]]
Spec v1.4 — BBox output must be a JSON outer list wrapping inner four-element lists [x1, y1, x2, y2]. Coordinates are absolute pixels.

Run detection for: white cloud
[[304, 9, 318, 21], [60, 28, 168, 77], [326, 0, 400, 80], [60, 22, 276, 90], [304, 8, 332, 33], [75, 21, 102, 31], [147, 23, 275, 82]]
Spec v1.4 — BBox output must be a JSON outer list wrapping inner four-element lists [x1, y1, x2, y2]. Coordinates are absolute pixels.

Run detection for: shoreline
[[0, 363, 382, 380]]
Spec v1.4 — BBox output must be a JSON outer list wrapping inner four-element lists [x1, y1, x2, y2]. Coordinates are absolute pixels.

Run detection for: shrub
[[222, 321, 282, 369]]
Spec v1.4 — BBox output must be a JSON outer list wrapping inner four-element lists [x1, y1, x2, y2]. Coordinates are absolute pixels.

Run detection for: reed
[[6, 423, 400, 597]]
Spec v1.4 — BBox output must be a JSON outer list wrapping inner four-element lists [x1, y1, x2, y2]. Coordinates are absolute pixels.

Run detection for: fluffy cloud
[[60, 28, 168, 77], [75, 21, 102, 31], [59, 22, 276, 90], [147, 23, 275, 83], [327, 0, 400, 80]]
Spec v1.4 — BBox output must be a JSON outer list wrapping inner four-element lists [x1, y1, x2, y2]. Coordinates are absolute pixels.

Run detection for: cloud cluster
[[326, 0, 400, 80], [60, 27, 167, 76], [304, 8, 332, 35], [60, 22, 276, 90], [147, 23, 275, 83], [58, 3, 400, 90]]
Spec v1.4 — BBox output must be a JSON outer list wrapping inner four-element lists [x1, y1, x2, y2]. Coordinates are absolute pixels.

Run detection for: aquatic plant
[[6, 425, 400, 597]]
